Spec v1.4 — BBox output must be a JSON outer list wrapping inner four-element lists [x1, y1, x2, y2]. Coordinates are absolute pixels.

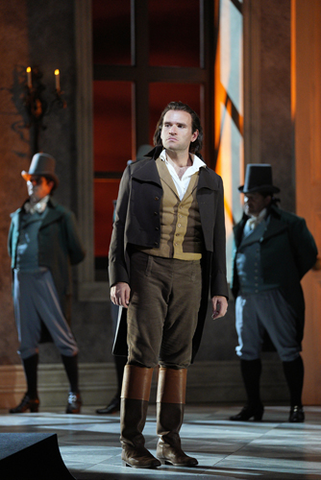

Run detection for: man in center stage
[[108, 101, 229, 469]]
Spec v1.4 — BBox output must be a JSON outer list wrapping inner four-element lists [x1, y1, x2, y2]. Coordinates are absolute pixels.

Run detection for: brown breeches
[[127, 251, 202, 368]]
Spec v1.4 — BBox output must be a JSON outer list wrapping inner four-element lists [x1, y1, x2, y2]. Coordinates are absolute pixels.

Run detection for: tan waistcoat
[[140, 158, 203, 260]]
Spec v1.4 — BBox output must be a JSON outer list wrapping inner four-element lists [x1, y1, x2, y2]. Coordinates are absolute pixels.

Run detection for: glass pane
[[149, 0, 200, 67], [92, 0, 131, 65], [149, 83, 201, 145], [220, 0, 243, 114], [93, 80, 132, 172], [94, 179, 120, 260]]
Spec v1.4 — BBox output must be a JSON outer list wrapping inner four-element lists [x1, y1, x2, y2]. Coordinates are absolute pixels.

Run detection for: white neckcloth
[[159, 149, 206, 200]]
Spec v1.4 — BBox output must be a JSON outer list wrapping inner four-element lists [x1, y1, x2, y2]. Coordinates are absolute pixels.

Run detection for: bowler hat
[[238, 164, 280, 194], [21, 153, 59, 188]]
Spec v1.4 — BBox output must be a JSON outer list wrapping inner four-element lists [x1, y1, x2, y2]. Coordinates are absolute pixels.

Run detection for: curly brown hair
[[153, 101, 203, 155]]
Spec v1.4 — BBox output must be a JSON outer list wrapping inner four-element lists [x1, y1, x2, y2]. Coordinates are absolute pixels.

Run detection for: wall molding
[[75, 0, 95, 290], [0, 360, 289, 410], [243, 0, 261, 166]]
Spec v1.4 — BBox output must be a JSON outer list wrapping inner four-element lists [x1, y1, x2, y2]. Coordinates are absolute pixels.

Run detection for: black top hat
[[238, 164, 280, 194], [21, 153, 59, 188]]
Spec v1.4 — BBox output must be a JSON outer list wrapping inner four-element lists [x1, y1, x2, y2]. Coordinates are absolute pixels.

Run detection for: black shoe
[[230, 404, 264, 421], [66, 391, 82, 414], [96, 395, 120, 414], [289, 405, 304, 423], [9, 393, 39, 414]]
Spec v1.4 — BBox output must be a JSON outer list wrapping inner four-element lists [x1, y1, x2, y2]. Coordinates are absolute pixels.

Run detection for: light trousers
[[13, 269, 78, 360], [235, 289, 300, 362]]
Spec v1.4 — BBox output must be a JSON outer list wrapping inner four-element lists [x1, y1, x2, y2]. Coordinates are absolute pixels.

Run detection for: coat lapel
[[234, 206, 288, 249], [155, 158, 180, 199], [262, 215, 287, 241], [233, 217, 247, 248], [197, 167, 221, 192], [39, 199, 63, 229], [239, 221, 267, 248], [131, 158, 162, 186], [10, 208, 21, 231]]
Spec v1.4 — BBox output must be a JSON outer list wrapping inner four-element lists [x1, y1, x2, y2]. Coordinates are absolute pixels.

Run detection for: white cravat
[[246, 208, 267, 231], [24, 195, 50, 215]]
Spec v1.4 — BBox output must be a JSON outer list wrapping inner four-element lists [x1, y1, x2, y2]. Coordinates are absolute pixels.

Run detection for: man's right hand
[[110, 282, 131, 308]]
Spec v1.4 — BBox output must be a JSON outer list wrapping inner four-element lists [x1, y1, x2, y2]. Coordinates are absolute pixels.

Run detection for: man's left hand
[[211, 296, 228, 319]]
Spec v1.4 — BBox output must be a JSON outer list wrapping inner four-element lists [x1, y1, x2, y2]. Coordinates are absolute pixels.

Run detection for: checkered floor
[[1, 404, 321, 479]]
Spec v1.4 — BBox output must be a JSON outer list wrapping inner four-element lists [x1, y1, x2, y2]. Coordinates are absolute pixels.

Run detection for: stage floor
[[0, 404, 321, 479]]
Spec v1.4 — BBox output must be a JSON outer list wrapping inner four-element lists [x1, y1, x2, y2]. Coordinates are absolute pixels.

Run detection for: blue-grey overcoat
[[231, 204, 318, 345]]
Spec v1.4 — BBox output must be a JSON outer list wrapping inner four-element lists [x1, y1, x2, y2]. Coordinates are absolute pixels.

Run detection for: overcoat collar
[[39, 197, 64, 228], [234, 204, 287, 248], [131, 158, 162, 186], [14, 196, 64, 229], [197, 166, 220, 191], [262, 215, 287, 241], [131, 155, 220, 192]]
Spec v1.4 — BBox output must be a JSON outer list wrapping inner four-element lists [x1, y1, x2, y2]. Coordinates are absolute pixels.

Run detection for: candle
[[26, 67, 32, 89], [54, 69, 60, 91]]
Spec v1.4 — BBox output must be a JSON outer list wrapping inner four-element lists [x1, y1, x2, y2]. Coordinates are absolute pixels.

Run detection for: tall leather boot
[[9, 354, 40, 414], [283, 355, 305, 422], [156, 367, 198, 466], [230, 359, 264, 421], [120, 364, 161, 468]]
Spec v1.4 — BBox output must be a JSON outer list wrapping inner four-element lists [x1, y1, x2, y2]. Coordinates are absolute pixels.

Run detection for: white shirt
[[159, 149, 206, 200]]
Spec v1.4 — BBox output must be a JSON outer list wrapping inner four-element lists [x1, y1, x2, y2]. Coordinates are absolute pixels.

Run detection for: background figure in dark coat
[[96, 145, 153, 415], [8, 153, 85, 414], [230, 164, 318, 423], [109, 102, 229, 468]]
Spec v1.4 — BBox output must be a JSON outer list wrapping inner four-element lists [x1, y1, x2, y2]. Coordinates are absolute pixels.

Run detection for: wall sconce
[[24, 66, 67, 155]]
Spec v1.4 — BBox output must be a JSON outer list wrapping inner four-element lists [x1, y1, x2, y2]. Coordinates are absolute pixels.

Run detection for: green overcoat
[[8, 197, 85, 338]]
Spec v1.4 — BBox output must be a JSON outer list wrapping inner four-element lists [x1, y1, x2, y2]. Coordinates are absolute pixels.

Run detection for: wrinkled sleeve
[[210, 176, 229, 299], [289, 216, 318, 279], [8, 219, 13, 259], [64, 211, 86, 265], [108, 166, 131, 287]]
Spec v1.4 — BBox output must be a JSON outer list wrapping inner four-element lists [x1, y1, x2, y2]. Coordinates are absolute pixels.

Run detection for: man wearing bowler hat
[[8, 153, 85, 414], [230, 163, 318, 423]]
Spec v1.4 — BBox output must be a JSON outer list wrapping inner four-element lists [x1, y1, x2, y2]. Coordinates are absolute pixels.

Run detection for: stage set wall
[[0, 0, 318, 409], [292, 0, 321, 405]]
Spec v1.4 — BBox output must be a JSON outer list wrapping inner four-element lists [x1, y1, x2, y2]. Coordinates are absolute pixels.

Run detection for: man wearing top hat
[[8, 152, 85, 414], [230, 163, 318, 423]]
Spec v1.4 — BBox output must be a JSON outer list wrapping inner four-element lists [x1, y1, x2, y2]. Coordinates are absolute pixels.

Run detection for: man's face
[[244, 192, 271, 217], [160, 110, 198, 155], [27, 176, 53, 202]]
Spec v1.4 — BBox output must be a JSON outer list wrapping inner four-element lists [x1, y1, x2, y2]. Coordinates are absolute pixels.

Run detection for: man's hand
[[110, 282, 131, 308], [211, 295, 228, 319]]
